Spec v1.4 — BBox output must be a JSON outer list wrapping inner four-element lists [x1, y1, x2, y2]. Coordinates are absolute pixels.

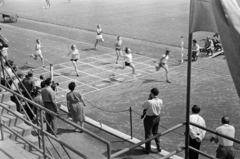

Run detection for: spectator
[[0, 27, 9, 50], [1, 44, 8, 63], [210, 117, 235, 159], [189, 105, 206, 159], [35, 75, 45, 89], [41, 78, 59, 134], [205, 36, 214, 56], [192, 40, 200, 61], [66, 82, 86, 132], [142, 88, 162, 154], [33, 81, 45, 121], [10, 72, 24, 112], [19, 71, 36, 120]]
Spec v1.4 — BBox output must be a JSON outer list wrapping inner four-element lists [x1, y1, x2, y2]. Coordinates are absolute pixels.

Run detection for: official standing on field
[[41, 78, 59, 134], [210, 116, 235, 159], [142, 88, 162, 154]]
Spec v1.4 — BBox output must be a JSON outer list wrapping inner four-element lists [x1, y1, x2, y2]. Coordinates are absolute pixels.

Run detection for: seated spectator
[[205, 36, 214, 56], [192, 39, 200, 61]]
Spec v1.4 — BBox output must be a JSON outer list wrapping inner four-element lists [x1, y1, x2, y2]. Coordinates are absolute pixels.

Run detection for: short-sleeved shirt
[[35, 43, 41, 51], [142, 97, 163, 116], [215, 124, 235, 146], [192, 44, 200, 52], [124, 53, 132, 63], [97, 28, 102, 35], [190, 114, 206, 140], [70, 49, 79, 60], [161, 54, 169, 64]]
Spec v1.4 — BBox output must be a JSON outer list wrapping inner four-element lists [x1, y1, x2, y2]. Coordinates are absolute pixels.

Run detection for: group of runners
[[27, 24, 172, 83]]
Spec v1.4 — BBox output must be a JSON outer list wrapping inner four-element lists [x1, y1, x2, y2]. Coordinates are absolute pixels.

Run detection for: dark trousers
[[23, 92, 35, 120], [144, 115, 160, 151], [189, 137, 201, 159], [45, 112, 56, 134], [44, 102, 57, 134], [216, 145, 235, 159], [10, 91, 21, 112]]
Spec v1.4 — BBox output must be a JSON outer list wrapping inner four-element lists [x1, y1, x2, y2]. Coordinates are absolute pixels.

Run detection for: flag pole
[[185, 0, 193, 158]]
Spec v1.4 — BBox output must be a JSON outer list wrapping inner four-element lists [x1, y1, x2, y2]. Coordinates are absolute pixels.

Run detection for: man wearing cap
[[210, 117, 235, 159], [189, 105, 206, 159], [41, 78, 59, 134], [142, 88, 162, 154]]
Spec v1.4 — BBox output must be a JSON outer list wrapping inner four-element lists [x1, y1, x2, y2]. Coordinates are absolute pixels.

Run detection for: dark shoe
[[166, 80, 171, 83], [143, 149, 150, 154], [157, 148, 162, 154]]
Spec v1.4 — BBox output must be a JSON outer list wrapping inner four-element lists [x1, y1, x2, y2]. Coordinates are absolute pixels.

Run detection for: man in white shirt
[[142, 88, 162, 154], [189, 105, 206, 159], [210, 117, 235, 159]]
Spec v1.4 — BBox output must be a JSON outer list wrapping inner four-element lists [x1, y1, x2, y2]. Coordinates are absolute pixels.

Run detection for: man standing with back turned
[[189, 105, 206, 159], [41, 78, 59, 134], [210, 116, 235, 159], [142, 88, 162, 154]]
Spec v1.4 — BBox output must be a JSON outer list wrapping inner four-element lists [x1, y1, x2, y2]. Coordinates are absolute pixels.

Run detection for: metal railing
[[0, 84, 111, 159], [0, 58, 68, 158], [111, 121, 240, 159]]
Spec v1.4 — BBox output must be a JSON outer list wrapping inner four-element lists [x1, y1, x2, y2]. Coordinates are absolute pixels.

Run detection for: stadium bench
[[0, 13, 18, 22]]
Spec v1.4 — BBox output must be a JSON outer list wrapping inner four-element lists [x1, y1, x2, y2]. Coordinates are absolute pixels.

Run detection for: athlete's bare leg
[[94, 39, 99, 49], [40, 56, 45, 67], [72, 61, 79, 76], [162, 65, 171, 83]]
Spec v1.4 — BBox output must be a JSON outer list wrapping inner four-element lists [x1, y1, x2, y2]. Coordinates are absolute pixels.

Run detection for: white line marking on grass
[[1, 23, 114, 51], [95, 83, 106, 87]]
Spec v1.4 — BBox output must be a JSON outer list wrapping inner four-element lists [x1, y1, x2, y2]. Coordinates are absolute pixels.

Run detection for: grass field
[[1, 0, 240, 158]]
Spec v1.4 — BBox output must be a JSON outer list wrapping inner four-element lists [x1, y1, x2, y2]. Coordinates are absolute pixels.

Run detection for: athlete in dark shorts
[[115, 47, 136, 78], [153, 50, 171, 83], [67, 44, 80, 76]]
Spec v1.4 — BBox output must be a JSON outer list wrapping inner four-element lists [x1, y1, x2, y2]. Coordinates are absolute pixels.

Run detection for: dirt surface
[[0, 0, 240, 158]]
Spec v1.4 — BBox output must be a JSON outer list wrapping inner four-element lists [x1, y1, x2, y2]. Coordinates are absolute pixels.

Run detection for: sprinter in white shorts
[[30, 39, 45, 67], [94, 25, 104, 50]]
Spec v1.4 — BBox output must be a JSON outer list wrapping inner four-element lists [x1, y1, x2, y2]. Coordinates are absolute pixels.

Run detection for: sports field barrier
[[0, 56, 72, 158], [111, 121, 240, 159]]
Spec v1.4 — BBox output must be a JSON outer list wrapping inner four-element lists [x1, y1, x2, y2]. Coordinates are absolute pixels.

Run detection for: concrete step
[[0, 91, 13, 103], [0, 101, 17, 114], [11, 123, 32, 137], [1, 112, 24, 127], [0, 138, 42, 159]]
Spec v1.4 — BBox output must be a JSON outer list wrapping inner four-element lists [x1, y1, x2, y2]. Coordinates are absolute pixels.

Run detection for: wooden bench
[[0, 13, 18, 22]]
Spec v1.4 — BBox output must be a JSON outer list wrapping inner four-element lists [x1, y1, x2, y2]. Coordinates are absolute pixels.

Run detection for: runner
[[66, 44, 80, 77], [153, 49, 171, 83], [180, 36, 184, 64], [93, 25, 104, 50], [115, 47, 136, 78], [46, 0, 50, 9], [0, 0, 5, 6], [115, 36, 124, 64], [30, 39, 45, 68]]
